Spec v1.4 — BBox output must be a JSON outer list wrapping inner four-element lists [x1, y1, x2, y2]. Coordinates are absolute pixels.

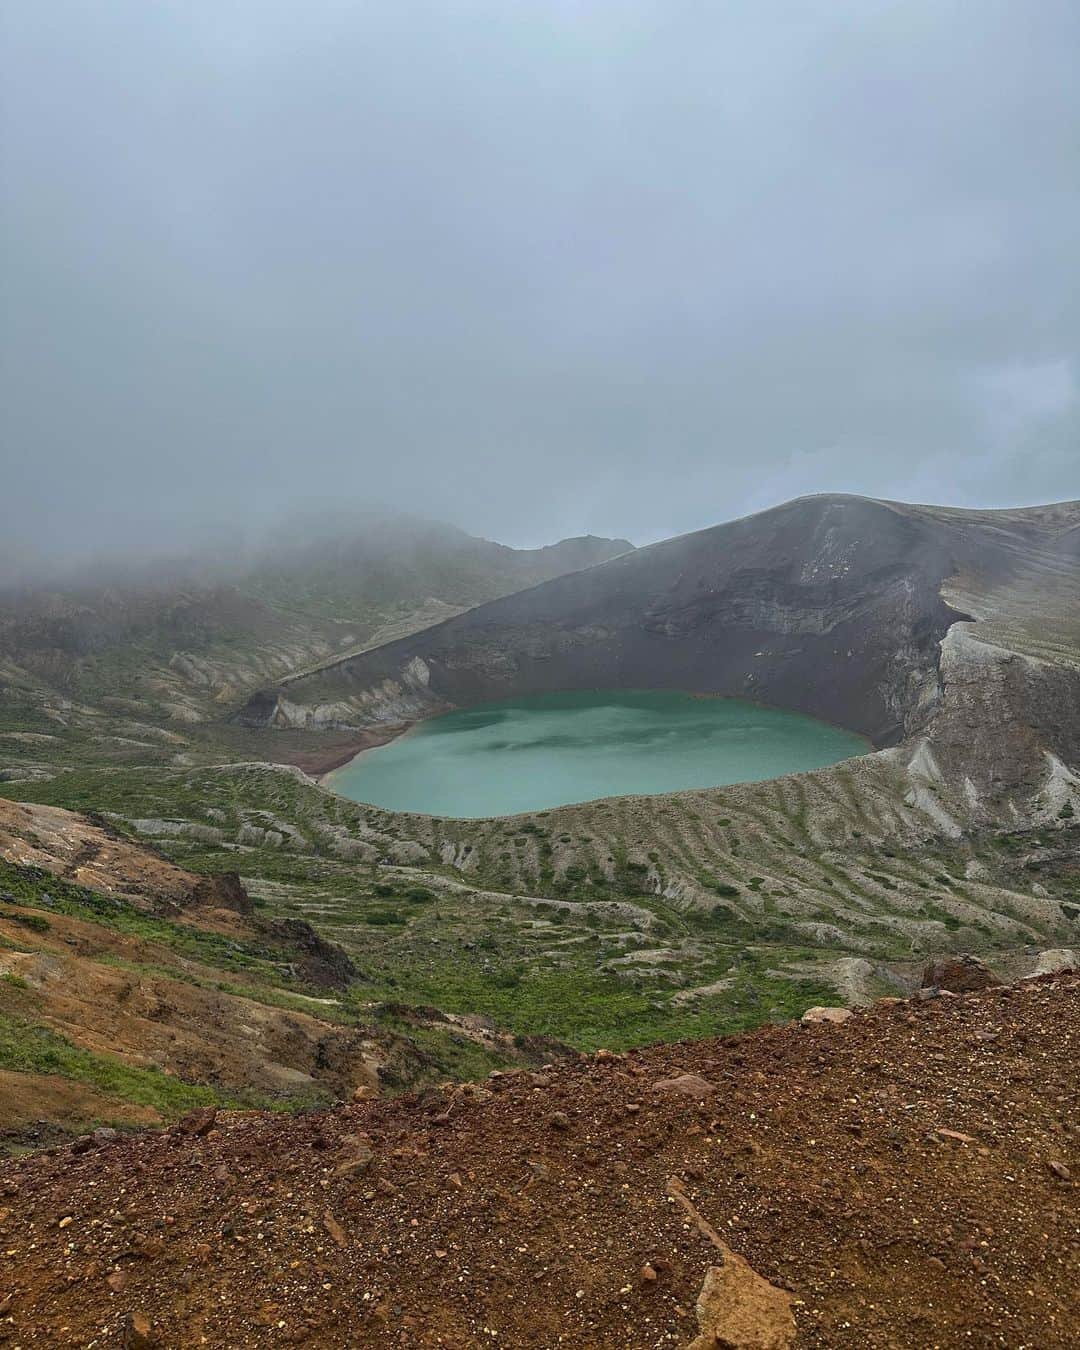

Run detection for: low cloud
[[2, 1, 1077, 567]]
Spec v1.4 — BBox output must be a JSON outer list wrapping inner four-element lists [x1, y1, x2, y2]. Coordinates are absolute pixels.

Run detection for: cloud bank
[[2, 1, 1076, 563]]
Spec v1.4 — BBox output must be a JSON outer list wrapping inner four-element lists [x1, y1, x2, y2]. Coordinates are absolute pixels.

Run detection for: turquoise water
[[327, 689, 869, 818]]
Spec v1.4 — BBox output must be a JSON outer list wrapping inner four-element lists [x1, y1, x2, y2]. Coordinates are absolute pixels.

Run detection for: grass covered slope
[[5, 755, 1076, 1063], [0, 800, 581, 1150]]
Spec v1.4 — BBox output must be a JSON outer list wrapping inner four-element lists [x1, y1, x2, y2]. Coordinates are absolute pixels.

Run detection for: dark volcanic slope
[[1, 976, 1075, 1347], [240, 495, 1080, 748]]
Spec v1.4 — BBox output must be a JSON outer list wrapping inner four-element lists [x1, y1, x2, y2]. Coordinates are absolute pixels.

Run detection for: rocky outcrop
[[265, 917, 357, 990], [921, 955, 1001, 993], [1032, 948, 1078, 976], [0, 797, 239, 914], [190, 871, 252, 915], [237, 655, 447, 732], [801, 1005, 854, 1024]]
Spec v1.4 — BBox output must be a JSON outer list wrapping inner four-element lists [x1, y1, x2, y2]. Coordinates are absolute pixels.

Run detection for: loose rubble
[[0, 975, 1075, 1347]]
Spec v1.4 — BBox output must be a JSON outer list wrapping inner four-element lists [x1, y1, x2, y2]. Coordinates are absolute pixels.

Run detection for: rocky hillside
[[0, 798, 572, 1149], [2, 494, 1078, 1170], [0, 974, 1074, 1347], [0, 496, 1075, 1347]]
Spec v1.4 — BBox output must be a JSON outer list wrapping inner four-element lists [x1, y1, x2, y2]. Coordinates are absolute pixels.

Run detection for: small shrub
[[700, 873, 739, 897], [363, 909, 405, 926], [4, 911, 50, 934]]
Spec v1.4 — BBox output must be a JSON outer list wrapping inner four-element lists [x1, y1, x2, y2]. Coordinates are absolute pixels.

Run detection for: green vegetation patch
[[0, 1010, 222, 1115], [0, 859, 300, 984]]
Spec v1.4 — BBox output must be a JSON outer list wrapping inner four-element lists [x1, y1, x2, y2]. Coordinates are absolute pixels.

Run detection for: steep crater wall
[[237, 497, 972, 747]]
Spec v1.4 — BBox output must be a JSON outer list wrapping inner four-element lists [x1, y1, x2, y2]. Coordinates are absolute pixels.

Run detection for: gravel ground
[[0, 976, 1076, 1348]]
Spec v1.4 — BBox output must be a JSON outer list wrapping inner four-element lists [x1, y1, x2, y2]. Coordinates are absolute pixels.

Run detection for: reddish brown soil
[[0, 900, 501, 1137], [0, 977, 1076, 1348], [0, 798, 220, 911], [0, 1070, 160, 1138], [264, 725, 410, 779]]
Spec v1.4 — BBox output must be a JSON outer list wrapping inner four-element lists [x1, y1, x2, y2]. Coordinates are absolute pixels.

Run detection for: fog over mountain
[[2, 1, 1077, 567]]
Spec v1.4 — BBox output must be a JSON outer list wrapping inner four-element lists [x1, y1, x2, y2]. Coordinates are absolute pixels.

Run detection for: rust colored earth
[[0, 975, 1076, 1347]]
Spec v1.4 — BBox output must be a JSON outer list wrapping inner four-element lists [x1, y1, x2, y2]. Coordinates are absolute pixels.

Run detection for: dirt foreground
[[0, 977, 1076, 1348]]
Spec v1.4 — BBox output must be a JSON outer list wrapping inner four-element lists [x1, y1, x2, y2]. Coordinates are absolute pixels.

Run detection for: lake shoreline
[[269, 724, 417, 781], [317, 689, 873, 817]]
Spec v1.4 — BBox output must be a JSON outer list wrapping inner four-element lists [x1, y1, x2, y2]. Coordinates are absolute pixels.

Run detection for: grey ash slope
[[239, 493, 1080, 817]]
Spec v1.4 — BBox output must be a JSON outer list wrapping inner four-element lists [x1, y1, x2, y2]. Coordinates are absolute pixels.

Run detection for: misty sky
[[2, 2, 1077, 563]]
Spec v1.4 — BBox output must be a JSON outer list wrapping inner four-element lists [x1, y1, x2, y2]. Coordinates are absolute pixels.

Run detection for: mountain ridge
[[0, 523, 633, 788]]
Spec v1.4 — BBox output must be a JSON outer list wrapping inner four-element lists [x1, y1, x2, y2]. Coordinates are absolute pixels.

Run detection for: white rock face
[[1032, 949, 1078, 976], [402, 656, 431, 688], [1040, 753, 1080, 821]]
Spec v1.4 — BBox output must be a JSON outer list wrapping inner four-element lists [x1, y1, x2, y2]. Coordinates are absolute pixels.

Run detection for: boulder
[[687, 1256, 796, 1349], [265, 917, 356, 989], [801, 1006, 852, 1025], [1032, 949, 1078, 976], [921, 955, 1000, 994], [175, 1106, 218, 1138], [652, 1073, 715, 1098], [190, 871, 252, 915], [122, 1312, 156, 1349], [334, 1145, 374, 1179]]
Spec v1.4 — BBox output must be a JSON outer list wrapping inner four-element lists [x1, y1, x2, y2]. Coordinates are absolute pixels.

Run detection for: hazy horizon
[[6, 486, 1080, 594], [3, 3, 1077, 567]]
